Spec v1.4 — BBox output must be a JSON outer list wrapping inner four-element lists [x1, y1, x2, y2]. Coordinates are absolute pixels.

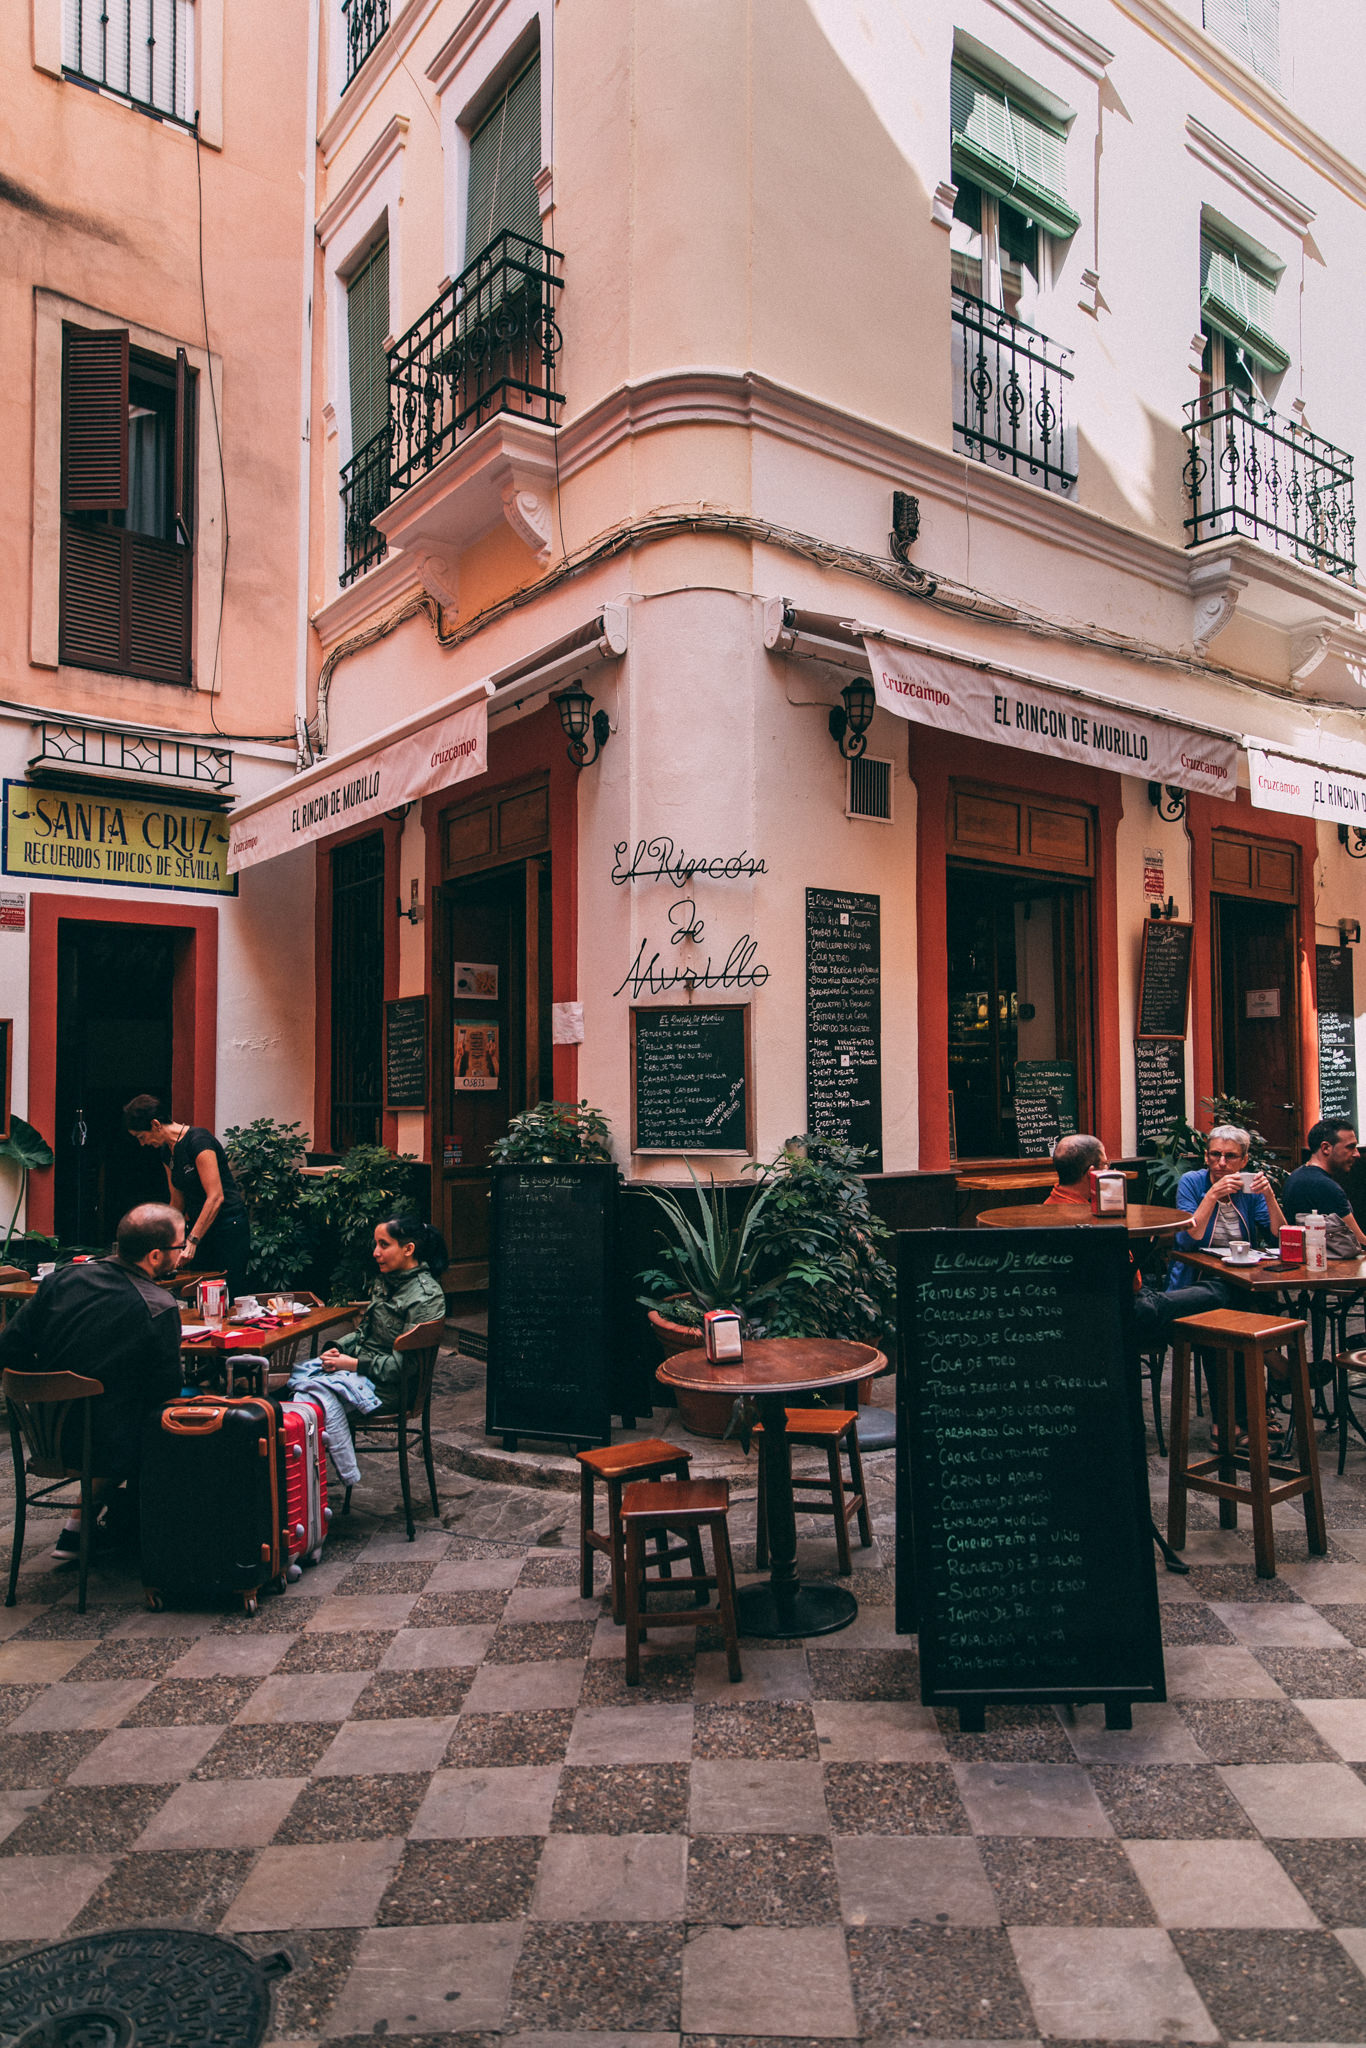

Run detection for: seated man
[[1283, 1118, 1366, 1258], [1044, 1133, 1221, 1344], [0, 1204, 185, 1559], [1045, 1132, 1106, 1203]]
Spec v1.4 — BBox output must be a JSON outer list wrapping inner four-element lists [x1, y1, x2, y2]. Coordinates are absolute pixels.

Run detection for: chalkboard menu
[[897, 1228, 1165, 1723], [630, 1005, 753, 1154], [1317, 945, 1359, 1126], [1013, 1060, 1078, 1157], [384, 997, 428, 1109], [487, 1163, 618, 1447], [1136, 920, 1194, 1039], [1135, 1037, 1186, 1151], [806, 888, 882, 1169]]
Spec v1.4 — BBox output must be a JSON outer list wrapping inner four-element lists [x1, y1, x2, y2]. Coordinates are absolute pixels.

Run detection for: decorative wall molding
[[1289, 620, 1335, 687], [319, 0, 435, 161], [931, 181, 958, 230], [985, 0, 1113, 80], [316, 114, 409, 247], [1185, 117, 1315, 237], [311, 551, 427, 653]]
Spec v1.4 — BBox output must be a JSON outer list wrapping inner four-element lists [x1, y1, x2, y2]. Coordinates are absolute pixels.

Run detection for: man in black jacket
[[0, 1204, 185, 1559]]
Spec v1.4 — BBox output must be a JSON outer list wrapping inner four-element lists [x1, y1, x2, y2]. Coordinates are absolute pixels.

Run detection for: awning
[[1248, 747, 1366, 825], [864, 638, 1238, 797], [228, 681, 491, 874]]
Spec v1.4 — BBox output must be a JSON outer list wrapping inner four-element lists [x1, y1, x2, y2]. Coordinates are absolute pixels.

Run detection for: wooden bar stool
[[754, 1408, 872, 1575], [1168, 1308, 1326, 1579], [620, 1477, 742, 1684], [576, 1440, 692, 1621]]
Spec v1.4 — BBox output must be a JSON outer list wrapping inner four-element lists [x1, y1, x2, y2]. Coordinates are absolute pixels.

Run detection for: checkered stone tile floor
[[9, 1380, 1366, 2042]]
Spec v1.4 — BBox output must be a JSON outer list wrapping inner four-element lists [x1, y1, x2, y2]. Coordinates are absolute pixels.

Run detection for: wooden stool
[[1332, 1350, 1366, 1474], [577, 1440, 692, 1621], [621, 1477, 742, 1684], [754, 1408, 872, 1576], [1168, 1309, 1326, 1578]]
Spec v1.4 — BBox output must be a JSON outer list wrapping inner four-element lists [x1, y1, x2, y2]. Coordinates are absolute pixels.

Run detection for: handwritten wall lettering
[[612, 838, 767, 887], [613, 933, 769, 1000]]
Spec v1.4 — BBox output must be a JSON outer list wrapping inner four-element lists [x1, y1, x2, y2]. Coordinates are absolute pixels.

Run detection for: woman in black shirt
[[122, 1094, 252, 1299]]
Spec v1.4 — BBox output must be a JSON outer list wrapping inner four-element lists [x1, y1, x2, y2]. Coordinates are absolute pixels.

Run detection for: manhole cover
[[0, 1929, 290, 2047]]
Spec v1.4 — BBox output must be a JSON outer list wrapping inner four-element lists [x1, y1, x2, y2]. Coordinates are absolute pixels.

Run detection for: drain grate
[[0, 1928, 290, 2047]]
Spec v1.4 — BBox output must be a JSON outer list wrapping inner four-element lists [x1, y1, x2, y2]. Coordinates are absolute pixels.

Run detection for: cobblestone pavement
[[6, 1356, 1366, 2042]]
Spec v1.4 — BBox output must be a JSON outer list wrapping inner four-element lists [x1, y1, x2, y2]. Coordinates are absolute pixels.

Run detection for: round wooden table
[[977, 1203, 1191, 1240], [656, 1337, 885, 1641]]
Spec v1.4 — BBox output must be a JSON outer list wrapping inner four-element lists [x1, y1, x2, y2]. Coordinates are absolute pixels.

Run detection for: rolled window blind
[[1200, 232, 1288, 374], [465, 56, 542, 263], [347, 238, 391, 454], [1202, 0, 1281, 90], [950, 63, 1079, 240]]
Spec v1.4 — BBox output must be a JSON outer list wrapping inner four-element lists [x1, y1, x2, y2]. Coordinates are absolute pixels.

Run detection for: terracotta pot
[[646, 1305, 737, 1439]]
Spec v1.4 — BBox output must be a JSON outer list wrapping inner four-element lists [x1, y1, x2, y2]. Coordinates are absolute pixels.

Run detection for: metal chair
[[3, 1368, 104, 1614], [341, 1318, 446, 1540]]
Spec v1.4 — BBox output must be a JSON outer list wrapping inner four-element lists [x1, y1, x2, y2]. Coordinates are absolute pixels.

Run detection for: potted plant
[[0, 1118, 55, 1267], [489, 1100, 616, 1166]]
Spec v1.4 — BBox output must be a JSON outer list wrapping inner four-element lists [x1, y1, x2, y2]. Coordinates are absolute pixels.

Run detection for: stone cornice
[[1113, 0, 1366, 210], [1185, 116, 1315, 237], [311, 550, 427, 653], [316, 113, 409, 246], [984, 0, 1113, 81]]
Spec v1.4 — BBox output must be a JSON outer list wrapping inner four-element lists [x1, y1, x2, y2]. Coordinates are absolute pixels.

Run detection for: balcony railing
[[388, 231, 564, 501], [339, 427, 391, 588], [951, 289, 1076, 495], [342, 0, 389, 86], [1184, 389, 1356, 580]]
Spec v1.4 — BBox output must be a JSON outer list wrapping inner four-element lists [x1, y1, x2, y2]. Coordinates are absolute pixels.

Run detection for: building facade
[[228, 0, 1366, 1284], [5, 0, 314, 1244]]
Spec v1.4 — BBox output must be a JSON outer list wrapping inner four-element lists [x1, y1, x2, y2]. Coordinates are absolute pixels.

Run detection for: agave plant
[[636, 1164, 821, 1330]]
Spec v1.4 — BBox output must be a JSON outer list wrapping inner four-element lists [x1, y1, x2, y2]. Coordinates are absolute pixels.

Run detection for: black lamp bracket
[[828, 704, 868, 761], [1339, 825, 1366, 860], [567, 708, 612, 770], [1147, 782, 1186, 821]]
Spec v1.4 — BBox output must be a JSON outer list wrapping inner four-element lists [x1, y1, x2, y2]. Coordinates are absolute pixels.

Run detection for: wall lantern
[[1147, 781, 1186, 821], [554, 681, 611, 769], [1339, 824, 1366, 860], [1340, 918, 1362, 947], [829, 677, 876, 761]]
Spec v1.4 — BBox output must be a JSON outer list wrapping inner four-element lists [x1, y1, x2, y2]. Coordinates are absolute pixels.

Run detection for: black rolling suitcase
[[141, 1394, 289, 1617]]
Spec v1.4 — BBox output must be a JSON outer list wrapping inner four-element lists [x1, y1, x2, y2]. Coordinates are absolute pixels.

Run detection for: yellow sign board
[[2, 781, 237, 896]]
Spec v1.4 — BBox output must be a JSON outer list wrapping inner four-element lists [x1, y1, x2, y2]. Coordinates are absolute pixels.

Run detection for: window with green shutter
[[1201, 0, 1280, 90], [465, 56, 542, 263], [347, 237, 391, 455], [950, 63, 1078, 241], [1200, 232, 1288, 374]]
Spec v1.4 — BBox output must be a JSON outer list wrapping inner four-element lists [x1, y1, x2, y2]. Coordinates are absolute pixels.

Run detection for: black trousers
[[194, 1209, 251, 1301]]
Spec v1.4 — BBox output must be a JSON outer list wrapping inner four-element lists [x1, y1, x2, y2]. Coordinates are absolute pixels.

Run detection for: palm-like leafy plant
[[0, 1118, 54, 1258]]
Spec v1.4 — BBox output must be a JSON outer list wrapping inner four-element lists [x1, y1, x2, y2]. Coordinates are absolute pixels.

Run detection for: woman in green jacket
[[317, 1214, 448, 1408]]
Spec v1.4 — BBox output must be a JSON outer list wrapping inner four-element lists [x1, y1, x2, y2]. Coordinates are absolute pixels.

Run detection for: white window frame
[[426, 0, 553, 286], [950, 180, 1054, 324]]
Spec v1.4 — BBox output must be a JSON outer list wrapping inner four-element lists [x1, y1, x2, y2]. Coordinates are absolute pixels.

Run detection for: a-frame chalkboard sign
[[896, 1226, 1165, 1730], [486, 1163, 619, 1451]]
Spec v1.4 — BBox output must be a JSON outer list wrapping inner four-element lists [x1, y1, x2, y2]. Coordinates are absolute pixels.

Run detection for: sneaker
[[50, 1527, 82, 1561]]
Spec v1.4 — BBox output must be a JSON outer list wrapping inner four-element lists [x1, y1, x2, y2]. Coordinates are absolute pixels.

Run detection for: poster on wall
[[454, 1020, 500, 1091], [454, 961, 499, 999]]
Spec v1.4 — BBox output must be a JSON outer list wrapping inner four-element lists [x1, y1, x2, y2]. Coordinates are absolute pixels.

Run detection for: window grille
[[63, 0, 193, 124], [330, 833, 386, 1152]]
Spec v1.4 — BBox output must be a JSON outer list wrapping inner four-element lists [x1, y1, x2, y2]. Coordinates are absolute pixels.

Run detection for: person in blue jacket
[[1169, 1125, 1285, 1291]]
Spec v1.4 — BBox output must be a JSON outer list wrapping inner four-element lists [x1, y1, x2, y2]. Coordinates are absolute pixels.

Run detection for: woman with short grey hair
[[1169, 1126, 1284, 1289]]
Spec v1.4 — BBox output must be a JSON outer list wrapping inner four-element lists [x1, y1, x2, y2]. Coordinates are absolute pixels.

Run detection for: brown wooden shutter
[[174, 347, 195, 544], [128, 537, 193, 684], [59, 524, 126, 672], [62, 326, 129, 512]]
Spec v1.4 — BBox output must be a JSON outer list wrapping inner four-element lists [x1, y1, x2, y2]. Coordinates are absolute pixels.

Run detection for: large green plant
[[224, 1118, 312, 1290], [1147, 1092, 1282, 1200], [0, 1118, 54, 1260], [301, 1142, 419, 1299], [490, 1101, 615, 1166], [751, 1135, 896, 1348], [636, 1166, 793, 1331]]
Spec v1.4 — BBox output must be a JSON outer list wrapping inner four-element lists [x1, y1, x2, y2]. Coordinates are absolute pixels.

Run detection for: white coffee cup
[[1227, 1245, 1259, 1263], [1238, 1171, 1257, 1191]]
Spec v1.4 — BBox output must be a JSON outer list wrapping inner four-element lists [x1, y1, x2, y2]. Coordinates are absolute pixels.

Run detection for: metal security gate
[[330, 832, 385, 1151]]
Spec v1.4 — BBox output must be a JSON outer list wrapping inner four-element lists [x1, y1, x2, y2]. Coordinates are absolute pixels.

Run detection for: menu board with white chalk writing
[[896, 1228, 1165, 1722], [486, 1164, 618, 1448], [1135, 1037, 1186, 1151], [1136, 920, 1194, 1039], [630, 1006, 753, 1154], [806, 888, 882, 1169], [1317, 946, 1359, 1127]]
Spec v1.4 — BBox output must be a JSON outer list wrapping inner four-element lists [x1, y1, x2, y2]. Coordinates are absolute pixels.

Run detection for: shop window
[[946, 865, 1091, 1159], [330, 832, 386, 1152], [59, 324, 195, 685]]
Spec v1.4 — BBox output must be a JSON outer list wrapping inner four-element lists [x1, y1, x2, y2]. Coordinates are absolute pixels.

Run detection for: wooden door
[[1213, 893, 1300, 1156]]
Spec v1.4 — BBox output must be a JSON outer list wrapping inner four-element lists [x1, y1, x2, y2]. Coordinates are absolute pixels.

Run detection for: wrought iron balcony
[[342, 0, 388, 86], [339, 426, 391, 588], [388, 232, 564, 502], [951, 289, 1076, 495], [1184, 389, 1356, 580], [33, 722, 231, 790]]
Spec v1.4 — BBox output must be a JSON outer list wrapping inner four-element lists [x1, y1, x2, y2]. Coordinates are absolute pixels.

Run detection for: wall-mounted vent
[[847, 754, 893, 822]]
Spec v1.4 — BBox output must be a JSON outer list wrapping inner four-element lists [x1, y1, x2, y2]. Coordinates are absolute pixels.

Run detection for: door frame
[[1186, 789, 1318, 1142], [312, 813, 403, 1159], [28, 893, 219, 1235]]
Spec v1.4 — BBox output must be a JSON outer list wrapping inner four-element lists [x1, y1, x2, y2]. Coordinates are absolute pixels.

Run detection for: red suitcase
[[282, 1395, 330, 1574]]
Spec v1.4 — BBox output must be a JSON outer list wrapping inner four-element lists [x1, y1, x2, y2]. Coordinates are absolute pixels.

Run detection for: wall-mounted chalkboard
[[1013, 1060, 1077, 1157], [1136, 920, 1194, 1039], [806, 888, 882, 1169], [1135, 1037, 1186, 1151], [1317, 945, 1358, 1126], [896, 1227, 1165, 1726], [487, 1163, 618, 1448], [384, 997, 428, 1109], [630, 1005, 753, 1154]]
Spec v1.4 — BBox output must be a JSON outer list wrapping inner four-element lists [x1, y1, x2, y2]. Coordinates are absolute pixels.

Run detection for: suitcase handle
[[162, 1405, 229, 1434]]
